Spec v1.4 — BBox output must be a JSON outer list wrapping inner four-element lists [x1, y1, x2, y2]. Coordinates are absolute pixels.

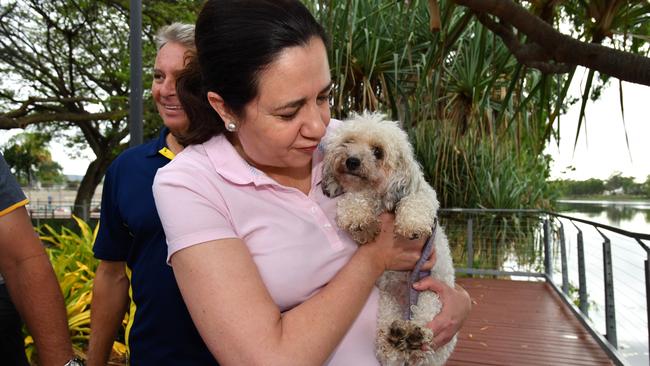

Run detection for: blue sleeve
[[0, 152, 28, 216], [93, 161, 133, 261]]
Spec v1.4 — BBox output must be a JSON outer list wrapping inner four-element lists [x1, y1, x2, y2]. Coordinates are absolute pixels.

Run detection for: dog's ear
[[321, 141, 344, 198], [384, 151, 417, 209], [322, 173, 343, 197]]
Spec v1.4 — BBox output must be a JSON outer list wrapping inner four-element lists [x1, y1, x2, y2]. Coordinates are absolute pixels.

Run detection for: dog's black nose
[[345, 157, 361, 171]]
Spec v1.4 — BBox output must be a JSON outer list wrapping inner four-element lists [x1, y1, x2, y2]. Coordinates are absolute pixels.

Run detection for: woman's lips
[[297, 145, 317, 154]]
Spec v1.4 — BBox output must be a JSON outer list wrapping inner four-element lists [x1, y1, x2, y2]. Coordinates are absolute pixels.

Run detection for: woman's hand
[[360, 213, 434, 272], [413, 278, 471, 349]]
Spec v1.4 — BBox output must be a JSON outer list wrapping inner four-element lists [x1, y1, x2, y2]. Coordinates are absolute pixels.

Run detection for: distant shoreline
[[557, 197, 650, 209], [559, 195, 650, 203]]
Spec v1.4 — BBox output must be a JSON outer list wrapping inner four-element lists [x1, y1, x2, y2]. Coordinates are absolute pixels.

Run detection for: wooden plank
[[446, 278, 614, 366]]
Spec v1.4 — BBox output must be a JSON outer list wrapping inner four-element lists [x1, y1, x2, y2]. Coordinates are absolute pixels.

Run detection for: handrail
[[548, 211, 650, 249], [441, 208, 650, 247], [438, 208, 648, 366]]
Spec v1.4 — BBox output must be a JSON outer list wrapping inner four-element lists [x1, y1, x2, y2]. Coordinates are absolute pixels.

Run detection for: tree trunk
[[72, 153, 112, 221]]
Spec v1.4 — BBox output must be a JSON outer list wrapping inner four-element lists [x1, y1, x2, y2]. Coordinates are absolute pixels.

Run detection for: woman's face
[[152, 41, 190, 135], [231, 37, 332, 177]]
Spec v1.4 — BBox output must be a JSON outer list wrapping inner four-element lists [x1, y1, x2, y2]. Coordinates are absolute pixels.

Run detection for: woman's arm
[[172, 214, 424, 366]]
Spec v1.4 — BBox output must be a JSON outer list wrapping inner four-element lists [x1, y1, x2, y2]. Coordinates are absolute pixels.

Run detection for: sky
[[543, 68, 650, 183], [0, 68, 649, 182], [0, 129, 96, 177]]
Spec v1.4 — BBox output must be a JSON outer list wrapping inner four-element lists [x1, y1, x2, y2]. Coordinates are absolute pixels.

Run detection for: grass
[[558, 194, 650, 201]]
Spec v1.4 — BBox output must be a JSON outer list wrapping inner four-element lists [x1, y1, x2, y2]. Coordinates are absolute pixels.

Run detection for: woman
[[153, 1, 470, 365], [87, 23, 218, 365]]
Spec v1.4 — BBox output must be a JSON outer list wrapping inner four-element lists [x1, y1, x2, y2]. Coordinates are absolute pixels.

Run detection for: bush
[[411, 120, 553, 209]]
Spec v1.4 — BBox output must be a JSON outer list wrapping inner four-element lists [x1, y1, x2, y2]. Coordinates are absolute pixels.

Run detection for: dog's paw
[[405, 325, 433, 351], [383, 320, 409, 352], [394, 194, 436, 240], [377, 322, 405, 364], [387, 321, 432, 350], [346, 220, 381, 244], [394, 223, 432, 242]]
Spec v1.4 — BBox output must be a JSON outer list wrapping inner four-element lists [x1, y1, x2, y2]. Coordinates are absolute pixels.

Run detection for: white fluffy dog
[[322, 111, 456, 365]]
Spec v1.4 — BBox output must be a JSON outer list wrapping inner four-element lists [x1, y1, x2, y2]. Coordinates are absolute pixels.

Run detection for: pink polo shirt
[[153, 121, 380, 365]]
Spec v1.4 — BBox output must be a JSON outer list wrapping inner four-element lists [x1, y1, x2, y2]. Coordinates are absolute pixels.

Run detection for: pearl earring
[[226, 122, 237, 132]]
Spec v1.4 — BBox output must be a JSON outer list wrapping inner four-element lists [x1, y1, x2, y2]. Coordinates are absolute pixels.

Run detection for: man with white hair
[[87, 23, 217, 365]]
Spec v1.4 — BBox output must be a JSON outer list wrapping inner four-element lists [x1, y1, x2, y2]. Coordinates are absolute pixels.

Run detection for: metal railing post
[[543, 219, 551, 278], [559, 221, 569, 295], [576, 229, 588, 316], [600, 233, 617, 348], [644, 246, 650, 365], [467, 217, 473, 277]]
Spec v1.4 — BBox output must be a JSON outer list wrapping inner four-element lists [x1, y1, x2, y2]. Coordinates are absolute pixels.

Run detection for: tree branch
[[475, 13, 573, 74], [453, 0, 650, 86], [0, 109, 127, 129]]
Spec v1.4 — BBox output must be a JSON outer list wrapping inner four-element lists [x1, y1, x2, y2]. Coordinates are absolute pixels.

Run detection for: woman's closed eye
[[276, 109, 299, 121], [316, 93, 331, 105]]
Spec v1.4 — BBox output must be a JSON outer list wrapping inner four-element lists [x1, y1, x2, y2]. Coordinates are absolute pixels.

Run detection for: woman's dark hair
[[177, 0, 329, 145]]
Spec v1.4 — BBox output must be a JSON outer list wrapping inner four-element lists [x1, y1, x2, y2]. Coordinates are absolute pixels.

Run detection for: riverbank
[[559, 194, 650, 202]]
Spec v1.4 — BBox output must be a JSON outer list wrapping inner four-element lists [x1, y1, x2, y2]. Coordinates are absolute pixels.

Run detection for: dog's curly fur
[[322, 111, 456, 365]]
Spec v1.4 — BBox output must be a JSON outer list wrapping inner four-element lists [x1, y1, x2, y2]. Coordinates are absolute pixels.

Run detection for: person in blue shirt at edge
[[0, 152, 80, 366], [86, 23, 218, 365]]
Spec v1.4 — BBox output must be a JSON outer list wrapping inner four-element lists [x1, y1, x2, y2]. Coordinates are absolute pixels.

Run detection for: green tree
[[565, 178, 606, 196], [642, 179, 650, 197], [2, 132, 65, 187], [0, 0, 202, 217], [605, 172, 636, 194], [310, 0, 649, 207]]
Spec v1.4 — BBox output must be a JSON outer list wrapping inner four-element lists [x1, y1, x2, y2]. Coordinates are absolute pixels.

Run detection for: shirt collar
[[202, 135, 266, 186], [202, 135, 325, 188], [145, 127, 172, 158], [201, 119, 340, 188]]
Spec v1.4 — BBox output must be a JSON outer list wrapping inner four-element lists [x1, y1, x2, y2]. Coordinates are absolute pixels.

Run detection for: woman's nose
[[301, 104, 327, 139]]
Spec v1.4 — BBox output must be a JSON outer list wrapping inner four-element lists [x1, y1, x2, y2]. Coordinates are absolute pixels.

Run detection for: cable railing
[[25, 199, 101, 226], [439, 208, 650, 366]]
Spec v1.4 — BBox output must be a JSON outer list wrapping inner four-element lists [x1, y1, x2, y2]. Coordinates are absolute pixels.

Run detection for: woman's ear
[[207, 91, 235, 128]]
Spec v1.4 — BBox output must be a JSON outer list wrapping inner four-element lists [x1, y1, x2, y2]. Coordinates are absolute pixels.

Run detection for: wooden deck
[[447, 278, 614, 366]]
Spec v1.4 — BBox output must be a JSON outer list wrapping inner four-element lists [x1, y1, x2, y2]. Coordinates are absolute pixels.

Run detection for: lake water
[[556, 199, 650, 366]]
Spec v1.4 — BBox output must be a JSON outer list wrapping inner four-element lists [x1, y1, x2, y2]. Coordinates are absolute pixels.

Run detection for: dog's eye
[[372, 146, 384, 160], [344, 138, 355, 144]]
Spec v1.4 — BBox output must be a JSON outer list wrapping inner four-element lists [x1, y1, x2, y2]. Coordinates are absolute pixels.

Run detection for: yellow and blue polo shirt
[[0, 152, 30, 285], [93, 127, 218, 365], [0, 153, 28, 218]]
